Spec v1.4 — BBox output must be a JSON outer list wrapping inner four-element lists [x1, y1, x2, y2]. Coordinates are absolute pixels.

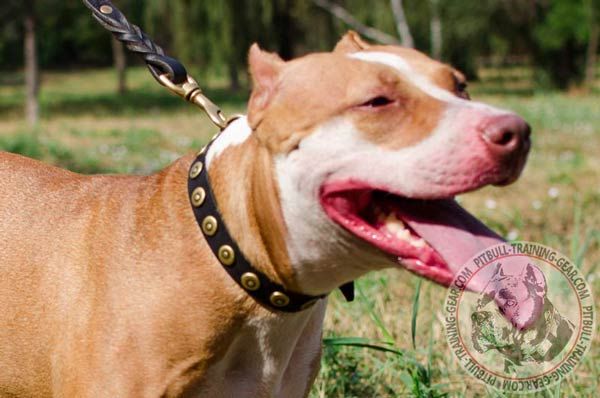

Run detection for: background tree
[[112, 37, 127, 94], [313, 0, 399, 44], [0, 0, 597, 105], [584, 0, 600, 90], [531, 0, 596, 88], [429, 0, 442, 60], [390, 0, 414, 48], [24, 0, 39, 127]]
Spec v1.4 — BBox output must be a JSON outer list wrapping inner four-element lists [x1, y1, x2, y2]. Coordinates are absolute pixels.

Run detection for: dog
[[0, 32, 531, 397], [471, 261, 574, 373]]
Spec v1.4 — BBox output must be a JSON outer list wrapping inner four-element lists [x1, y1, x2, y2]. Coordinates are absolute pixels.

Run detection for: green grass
[[1, 66, 599, 397]]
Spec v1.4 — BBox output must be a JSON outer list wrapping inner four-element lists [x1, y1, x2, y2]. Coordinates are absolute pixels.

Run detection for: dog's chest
[[181, 301, 326, 398]]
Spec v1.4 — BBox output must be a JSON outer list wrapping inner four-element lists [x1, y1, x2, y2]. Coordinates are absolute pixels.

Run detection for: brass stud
[[100, 5, 113, 14], [197, 146, 207, 157], [191, 187, 206, 207], [201, 216, 218, 236], [241, 272, 261, 291], [218, 245, 235, 266], [270, 291, 290, 308], [300, 298, 319, 310], [189, 161, 203, 179]]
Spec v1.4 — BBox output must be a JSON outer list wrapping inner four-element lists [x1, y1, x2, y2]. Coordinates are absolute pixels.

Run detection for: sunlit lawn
[[0, 66, 598, 397]]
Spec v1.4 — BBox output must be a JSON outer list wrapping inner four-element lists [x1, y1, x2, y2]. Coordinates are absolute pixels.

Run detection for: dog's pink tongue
[[396, 199, 544, 330], [396, 199, 504, 277]]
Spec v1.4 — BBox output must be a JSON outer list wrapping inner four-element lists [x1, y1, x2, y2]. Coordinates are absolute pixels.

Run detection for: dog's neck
[[176, 119, 327, 395], [203, 117, 302, 292]]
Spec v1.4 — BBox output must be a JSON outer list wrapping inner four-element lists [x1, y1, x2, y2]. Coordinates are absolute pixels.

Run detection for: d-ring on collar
[[187, 135, 354, 312]]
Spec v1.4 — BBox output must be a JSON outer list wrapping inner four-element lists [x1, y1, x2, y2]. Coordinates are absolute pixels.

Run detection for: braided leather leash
[[82, 0, 228, 129]]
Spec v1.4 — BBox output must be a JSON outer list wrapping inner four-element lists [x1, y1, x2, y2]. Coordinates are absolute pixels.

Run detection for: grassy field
[[1, 66, 599, 397]]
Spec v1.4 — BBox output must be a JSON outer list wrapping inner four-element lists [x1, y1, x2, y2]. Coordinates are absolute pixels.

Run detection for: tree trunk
[[273, 0, 295, 59], [112, 37, 127, 94], [429, 0, 442, 60], [390, 0, 414, 48], [228, 60, 240, 91], [584, 10, 599, 90], [24, 0, 39, 127], [312, 0, 399, 45]]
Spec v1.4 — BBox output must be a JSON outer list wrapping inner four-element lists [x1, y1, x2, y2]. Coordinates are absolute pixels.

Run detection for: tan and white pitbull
[[0, 32, 530, 397]]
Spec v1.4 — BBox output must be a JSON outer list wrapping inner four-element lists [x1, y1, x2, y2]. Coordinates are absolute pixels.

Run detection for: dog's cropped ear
[[248, 43, 285, 129], [334, 31, 371, 54], [523, 263, 547, 295]]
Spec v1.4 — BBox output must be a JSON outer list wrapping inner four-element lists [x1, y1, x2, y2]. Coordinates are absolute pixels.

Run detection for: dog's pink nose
[[481, 114, 531, 156], [480, 114, 531, 185]]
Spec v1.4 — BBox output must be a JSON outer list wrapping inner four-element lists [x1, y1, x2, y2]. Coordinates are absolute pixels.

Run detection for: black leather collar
[[188, 136, 354, 312]]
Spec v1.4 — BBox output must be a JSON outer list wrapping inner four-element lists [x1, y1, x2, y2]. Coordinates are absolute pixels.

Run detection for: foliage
[[0, 0, 597, 89], [531, 0, 600, 88], [0, 132, 109, 174]]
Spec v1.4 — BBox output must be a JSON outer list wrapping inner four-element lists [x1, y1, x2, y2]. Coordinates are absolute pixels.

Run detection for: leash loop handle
[[83, 0, 228, 129], [83, 0, 187, 84]]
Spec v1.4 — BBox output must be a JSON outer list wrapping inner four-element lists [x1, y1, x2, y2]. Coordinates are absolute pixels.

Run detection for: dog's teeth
[[385, 212, 400, 222], [384, 213, 406, 233], [395, 228, 410, 240], [386, 222, 400, 233], [411, 238, 426, 248]]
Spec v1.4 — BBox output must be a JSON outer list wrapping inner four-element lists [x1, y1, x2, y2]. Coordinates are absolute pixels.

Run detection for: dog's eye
[[505, 299, 517, 307], [455, 82, 470, 100], [360, 96, 394, 108]]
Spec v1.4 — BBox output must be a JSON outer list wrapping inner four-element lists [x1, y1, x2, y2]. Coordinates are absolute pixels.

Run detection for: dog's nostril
[[497, 131, 515, 146], [481, 114, 530, 154], [483, 126, 517, 147]]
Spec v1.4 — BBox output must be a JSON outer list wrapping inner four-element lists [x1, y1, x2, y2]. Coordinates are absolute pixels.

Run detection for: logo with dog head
[[444, 242, 595, 393]]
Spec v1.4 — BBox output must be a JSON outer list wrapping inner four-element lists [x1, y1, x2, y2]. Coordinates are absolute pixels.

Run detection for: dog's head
[[470, 262, 573, 366], [226, 32, 531, 296]]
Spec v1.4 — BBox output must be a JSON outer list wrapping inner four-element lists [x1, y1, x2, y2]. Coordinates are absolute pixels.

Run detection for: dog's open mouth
[[321, 182, 505, 286]]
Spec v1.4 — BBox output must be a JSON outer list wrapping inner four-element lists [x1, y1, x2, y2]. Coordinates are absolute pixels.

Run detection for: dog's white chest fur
[[186, 301, 326, 397]]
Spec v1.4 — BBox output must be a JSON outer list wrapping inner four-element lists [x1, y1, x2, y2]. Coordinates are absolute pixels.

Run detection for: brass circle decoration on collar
[[218, 245, 235, 266], [189, 161, 203, 179], [191, 187, 206, 207], [187, 137, 330, 313], [270, 292, 290, 307], [201, 216, 218, 236], [241, 272, 261, 291]]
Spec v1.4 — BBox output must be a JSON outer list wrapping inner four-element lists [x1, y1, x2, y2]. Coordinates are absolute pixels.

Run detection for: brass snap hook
[[158, 74, 228, 130]]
